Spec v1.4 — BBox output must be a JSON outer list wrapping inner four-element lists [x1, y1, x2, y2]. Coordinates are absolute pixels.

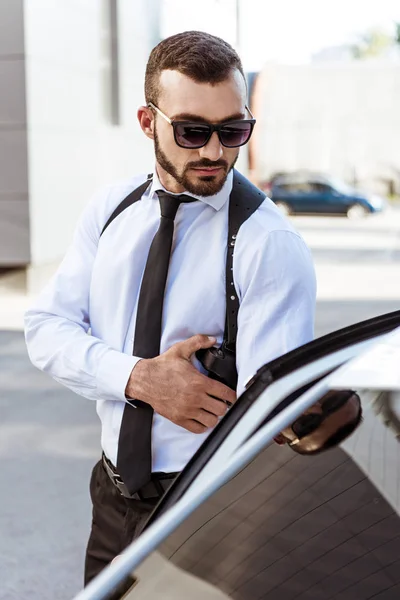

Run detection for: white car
[[74, 311, 400, 600]]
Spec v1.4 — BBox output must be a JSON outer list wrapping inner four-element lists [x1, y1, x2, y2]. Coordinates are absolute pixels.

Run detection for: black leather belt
[[102, 453, 178, 500]]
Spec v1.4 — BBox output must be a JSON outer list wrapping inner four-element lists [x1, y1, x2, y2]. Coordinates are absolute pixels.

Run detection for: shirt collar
[[149, 167, 233, 212]]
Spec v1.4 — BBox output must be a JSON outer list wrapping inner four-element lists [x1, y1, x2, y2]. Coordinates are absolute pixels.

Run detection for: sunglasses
[[148, 102, 256, 149], [289, 391, 354, 446]]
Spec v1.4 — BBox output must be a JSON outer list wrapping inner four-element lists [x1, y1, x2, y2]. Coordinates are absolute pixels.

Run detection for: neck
[[155, 163, 186, 194]]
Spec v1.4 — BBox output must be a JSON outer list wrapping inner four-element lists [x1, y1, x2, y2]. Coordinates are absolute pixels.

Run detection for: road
[[0, 208, 399, 600]]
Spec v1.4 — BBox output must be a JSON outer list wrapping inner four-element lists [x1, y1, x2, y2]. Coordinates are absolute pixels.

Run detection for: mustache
[[186, 159, 228, 170]]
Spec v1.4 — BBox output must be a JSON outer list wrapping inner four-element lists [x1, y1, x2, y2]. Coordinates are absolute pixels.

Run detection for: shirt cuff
[[96, 349, 142, 402]]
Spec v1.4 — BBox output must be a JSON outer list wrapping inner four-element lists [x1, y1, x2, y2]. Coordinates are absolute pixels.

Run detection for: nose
[[198, 131, 223, 161]]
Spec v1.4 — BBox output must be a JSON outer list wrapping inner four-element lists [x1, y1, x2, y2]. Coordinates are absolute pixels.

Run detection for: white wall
[[24, 0, 160, 269], [0, 0, 30, 265], [252, 62, 400, 193]]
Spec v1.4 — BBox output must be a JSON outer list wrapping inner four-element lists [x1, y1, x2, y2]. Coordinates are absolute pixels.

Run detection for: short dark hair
[[145, 30, 245, 104], [291, 402, 363, 456]]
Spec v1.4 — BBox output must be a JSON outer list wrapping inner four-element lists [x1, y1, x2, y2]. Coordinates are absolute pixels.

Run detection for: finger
[[194, 410, 219, 429], [206, 380, 237, 406], [201, 395, 229, 418], [173, 334, 216, 360], [183, 419, 209, 434]]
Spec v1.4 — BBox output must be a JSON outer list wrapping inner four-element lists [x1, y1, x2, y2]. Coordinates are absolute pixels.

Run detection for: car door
[[273, 181, 315, 214], [291, 181, 343, 215], [74, 311, 400, 600], [292, 181, 329, 214], [308, 182, 338, 214], [313, 182, 348, 214]]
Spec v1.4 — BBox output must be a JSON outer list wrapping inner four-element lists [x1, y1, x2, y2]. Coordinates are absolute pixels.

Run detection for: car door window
[[148, 310, 400, 522], [311, 182, 332, 194], [118, 377, 400, 600], [78, 315, 400, 600], [151, 382, 400, 600], [277, 182, 312, 194], [293, 182, 313, 194]]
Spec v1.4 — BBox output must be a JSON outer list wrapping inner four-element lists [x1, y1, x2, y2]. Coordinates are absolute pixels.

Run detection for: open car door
[[74, 311, 400, 600]]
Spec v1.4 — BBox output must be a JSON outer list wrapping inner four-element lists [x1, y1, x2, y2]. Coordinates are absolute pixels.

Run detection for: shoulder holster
[[100, 170, 266, 389]]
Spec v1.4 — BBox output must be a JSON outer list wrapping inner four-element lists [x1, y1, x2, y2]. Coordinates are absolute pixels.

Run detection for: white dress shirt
[[24, 169, 316, 473]]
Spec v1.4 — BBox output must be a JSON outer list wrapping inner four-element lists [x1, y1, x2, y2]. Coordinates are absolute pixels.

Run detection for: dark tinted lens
[[219, 121, 253, 147], [174, 123, 211, 148], [292, 413, 322, 438]]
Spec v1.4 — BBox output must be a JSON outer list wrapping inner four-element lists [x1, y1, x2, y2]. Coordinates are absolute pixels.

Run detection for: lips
[[192, 167, 223, 176]]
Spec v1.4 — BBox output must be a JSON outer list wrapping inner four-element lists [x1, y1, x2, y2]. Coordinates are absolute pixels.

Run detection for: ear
[[137, 106, 155, 140], [273, 433, 287, 445]]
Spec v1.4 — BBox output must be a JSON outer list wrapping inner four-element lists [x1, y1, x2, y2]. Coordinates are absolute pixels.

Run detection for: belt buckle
[[102, 454, 170, 500], [102, 454, 133, 499], [112, 472, 131, 498]]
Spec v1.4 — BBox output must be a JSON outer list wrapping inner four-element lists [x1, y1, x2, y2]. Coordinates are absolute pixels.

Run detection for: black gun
[[196, 345, 237, 395]]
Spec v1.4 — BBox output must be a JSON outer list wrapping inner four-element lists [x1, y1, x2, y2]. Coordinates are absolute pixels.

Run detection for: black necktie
[[117, 190, 193, 494]]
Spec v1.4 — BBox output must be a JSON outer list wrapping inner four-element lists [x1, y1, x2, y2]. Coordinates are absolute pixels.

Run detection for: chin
[[190, 182, 224, 197], [186, 172, 227, 197], [197, 175, 216, 182]]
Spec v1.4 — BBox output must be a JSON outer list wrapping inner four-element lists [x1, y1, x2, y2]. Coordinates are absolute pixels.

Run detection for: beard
[[154, 129, 238, 197]]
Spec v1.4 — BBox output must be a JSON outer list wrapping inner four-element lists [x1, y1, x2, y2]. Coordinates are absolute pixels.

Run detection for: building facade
[[0, 0, 160, 289], [250, 62, 400, 195]]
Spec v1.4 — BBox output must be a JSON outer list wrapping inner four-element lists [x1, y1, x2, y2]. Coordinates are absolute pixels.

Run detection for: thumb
[[174, 334, 217, 360]]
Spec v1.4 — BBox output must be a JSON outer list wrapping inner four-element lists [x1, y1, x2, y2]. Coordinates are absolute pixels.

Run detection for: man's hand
[[125, 335, 237, 434]]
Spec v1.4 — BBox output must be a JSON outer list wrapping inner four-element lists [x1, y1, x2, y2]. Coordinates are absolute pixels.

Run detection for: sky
[[161, 0, 400, 70]]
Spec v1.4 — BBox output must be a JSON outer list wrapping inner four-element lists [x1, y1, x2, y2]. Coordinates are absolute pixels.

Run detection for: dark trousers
[[84, 459, 158, 586]]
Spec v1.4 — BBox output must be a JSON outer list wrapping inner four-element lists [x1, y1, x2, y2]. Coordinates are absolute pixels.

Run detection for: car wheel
[[346, 203, 369, 219], [275, 201, 292, 216]]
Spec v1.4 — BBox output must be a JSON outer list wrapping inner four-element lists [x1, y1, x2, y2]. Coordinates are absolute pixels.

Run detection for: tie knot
[[156, 190, 195, 220]]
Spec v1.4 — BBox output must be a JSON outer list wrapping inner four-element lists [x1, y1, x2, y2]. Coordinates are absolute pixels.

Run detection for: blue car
[[266, 173, 386, 218]]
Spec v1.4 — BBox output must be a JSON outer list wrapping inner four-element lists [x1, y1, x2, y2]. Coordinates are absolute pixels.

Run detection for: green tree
[[351, 27, 394, 59], [395, 22, 400, 45]]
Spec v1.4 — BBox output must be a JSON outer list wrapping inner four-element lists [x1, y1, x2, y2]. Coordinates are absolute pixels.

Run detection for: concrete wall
[[23, 0, 160, 274], [0, 0, 30, 265], [251, 62, 400, 194]]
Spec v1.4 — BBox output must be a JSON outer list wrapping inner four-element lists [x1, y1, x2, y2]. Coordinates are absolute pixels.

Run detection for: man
[[24, 31, 316, 584]]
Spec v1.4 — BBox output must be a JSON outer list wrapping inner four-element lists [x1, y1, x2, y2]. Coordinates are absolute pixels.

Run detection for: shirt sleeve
[[235, 229, 317, 396], [24, 186, 141, 402]]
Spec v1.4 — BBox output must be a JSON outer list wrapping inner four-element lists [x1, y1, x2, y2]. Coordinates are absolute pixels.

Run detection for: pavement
[[0, 207, 399, 600]]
